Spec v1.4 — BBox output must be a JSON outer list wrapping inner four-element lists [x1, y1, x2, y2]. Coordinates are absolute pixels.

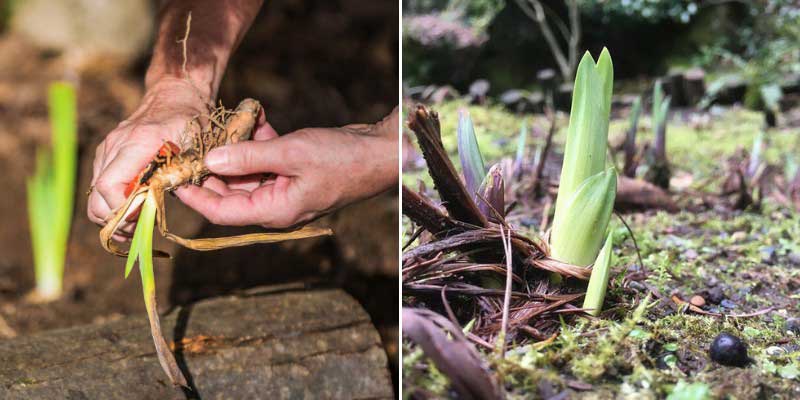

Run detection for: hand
[[175, 108, 399, 228], [88, 77, 210, 234]]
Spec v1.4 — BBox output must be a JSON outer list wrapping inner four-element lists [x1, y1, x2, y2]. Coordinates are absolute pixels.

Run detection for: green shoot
[[514, 120, 527, 167], [457, 109, 486, 197], [26, 81, 77, 302], [551, 49, 615, 267], [747, 131, 764, 179], [583, 232, 613, 316], [550, 167, 617, 267], [651, 79, 671, 163], [127, 191, 188, 387]]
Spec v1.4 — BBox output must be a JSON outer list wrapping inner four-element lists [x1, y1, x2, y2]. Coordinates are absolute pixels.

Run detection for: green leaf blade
[[457, 109, 486, 197]]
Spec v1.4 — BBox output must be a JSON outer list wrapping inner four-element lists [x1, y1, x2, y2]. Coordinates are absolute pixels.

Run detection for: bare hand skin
[[175, 108, 399, 228], [88, 78, 209, 234], [88, 0, 397, 233], [88, 0, 262, 233]]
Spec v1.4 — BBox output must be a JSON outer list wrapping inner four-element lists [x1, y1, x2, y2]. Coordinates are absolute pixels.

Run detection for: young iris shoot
[[126, 191, 188, 387], [647, 79, 672, 189], [548, 49, 617, 315], [457, 109, 486, 198], [651, 79, 671, 163], [26, 81, 78, 302], [623, 96, 642, 178]]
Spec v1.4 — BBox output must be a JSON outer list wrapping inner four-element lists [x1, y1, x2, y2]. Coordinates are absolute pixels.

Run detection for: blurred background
[[404, 0, 799, 117], [0, 0, 398, 384]]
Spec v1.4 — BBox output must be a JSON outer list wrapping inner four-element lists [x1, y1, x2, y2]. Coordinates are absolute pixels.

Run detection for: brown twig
[[407, 105, 488, 227]]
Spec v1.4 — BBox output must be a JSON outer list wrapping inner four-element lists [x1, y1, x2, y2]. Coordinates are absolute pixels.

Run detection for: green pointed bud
[[583, 232, 613, 316], [551, 168, 617, 267], [553, 49, 613, 227], [551, 48, 615, 268], [477, 164, 505, 222], [457, 109, 486, 197]]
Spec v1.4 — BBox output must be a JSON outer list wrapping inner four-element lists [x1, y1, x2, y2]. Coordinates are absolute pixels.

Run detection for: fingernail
[[205, 149, 227, 171]]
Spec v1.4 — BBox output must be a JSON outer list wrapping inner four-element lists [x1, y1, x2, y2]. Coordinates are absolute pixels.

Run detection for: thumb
[[204, 136, 297, 176]]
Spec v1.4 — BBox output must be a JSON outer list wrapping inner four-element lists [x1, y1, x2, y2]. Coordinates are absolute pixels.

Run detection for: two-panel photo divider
[[0, 0, 799, 399]]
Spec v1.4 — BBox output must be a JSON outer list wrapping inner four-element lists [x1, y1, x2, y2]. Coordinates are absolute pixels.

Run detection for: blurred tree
[[514, 0, 580, 81]]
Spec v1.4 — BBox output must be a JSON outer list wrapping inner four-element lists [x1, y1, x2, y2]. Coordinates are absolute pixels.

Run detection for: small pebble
[[765, 346, 786, 356], [709, 333, 749, 367], [720, 299, 736, 309], [760, 246, 776, 264], [789, 253, 800, 266], [706, 286, 724, 304], [685, 249, 698, 260], [690, 295, 705, 307], [731, 231, 747, 242], [629, 281, 646, 292], [786, 318, 800, 335]]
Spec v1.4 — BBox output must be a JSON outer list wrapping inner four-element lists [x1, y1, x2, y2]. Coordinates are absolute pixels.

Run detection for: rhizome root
[[99, 98, 332, 257]]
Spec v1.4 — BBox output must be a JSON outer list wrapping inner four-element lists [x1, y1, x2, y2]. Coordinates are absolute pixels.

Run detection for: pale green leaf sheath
[[583, 232, 614, 316], [550, 168, 617, 266]]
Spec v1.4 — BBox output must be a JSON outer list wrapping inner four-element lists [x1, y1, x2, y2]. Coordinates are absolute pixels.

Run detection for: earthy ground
[[402, 99, 800, 398], [0, 0, 398, 389]]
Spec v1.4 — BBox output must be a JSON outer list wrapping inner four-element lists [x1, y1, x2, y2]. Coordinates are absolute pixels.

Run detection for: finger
[[199, 176, 233, 195], [175, 186, 263, 226], [204, 136, 299, 176], [177, 181, 294, 227], [95, 142, 162, 212], [91, 141, 107, 187], [253, 107, 279, 141], [88, 191, 113, 225]]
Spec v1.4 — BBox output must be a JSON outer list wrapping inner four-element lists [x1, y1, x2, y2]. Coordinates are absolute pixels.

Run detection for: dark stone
[[0, 289, 392, 399], [499, 89, 544, 113], [786, 318, 800, 334], [709, 333, 749, 367], [710, 76, 747, 106], [789, 252, 800, 266], [683, 68, 707, 106], [760, 246, 776, 264], [469, 79, 490, 104], [720, 299, 737, 309]]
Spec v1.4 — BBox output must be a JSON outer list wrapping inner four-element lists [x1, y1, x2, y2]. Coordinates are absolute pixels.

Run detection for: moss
[[403, 100, 800, 397]]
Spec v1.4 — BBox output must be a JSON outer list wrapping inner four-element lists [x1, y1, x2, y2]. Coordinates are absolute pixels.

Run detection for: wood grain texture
[[0, 287, 392, 399]]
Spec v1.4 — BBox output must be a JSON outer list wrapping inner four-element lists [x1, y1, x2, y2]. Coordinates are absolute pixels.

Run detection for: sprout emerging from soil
[[549, 49, 617, 315], [646, 79, 671, 189], [26, 81, 77, 302]]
